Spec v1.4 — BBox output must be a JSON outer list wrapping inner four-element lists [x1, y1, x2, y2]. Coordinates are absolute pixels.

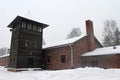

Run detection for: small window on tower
[[14, 23, 20, 29], [18, 23, 20, 28], [33, 25, 37, 31], [61, 55, 66, 63], [27, 24, 32, 30], [21, 22, 26, 28], [38, 27, 42, 32]]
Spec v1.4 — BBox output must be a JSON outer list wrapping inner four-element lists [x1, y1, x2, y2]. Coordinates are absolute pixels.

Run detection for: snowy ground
[[0, 66, 120, 80]]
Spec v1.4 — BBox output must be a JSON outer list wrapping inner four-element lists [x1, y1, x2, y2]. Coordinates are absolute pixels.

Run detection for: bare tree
[[102, 19, 120, 46], [0, 47, 9, 56], [67, 27, 81, 39], [113, 28, 120, 45]]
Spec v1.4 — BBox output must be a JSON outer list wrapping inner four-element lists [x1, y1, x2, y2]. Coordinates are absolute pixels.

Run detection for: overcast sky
[[0, 0, 120, 48]]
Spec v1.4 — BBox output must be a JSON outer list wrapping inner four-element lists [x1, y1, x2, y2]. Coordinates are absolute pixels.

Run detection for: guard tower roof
[[7, 15, 49, 28]]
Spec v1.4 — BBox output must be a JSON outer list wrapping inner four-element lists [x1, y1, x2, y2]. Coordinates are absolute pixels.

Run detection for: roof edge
[[43, 35, 87, 50], [7, 15, 49, 28]]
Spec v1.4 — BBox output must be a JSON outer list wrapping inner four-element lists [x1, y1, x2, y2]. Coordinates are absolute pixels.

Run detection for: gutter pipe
[[69, 44, 74, 69]]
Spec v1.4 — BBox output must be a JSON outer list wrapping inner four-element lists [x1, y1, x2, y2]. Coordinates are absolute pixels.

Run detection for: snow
[[0, 66, 120, 80], [20, 14, 42, 24], [82, 46, 120, 56], [0, 54, 9, 58], [43, 34, 86, 49]]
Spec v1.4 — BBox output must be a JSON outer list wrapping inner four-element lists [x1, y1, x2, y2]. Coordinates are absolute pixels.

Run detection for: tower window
[[16, 23, 20, 30], [38, 27, 42, 32], [61, 55, 66, 63], [21, 22, 26, 28], [33, 25, 37, 31], [27, 24, 32, 30]]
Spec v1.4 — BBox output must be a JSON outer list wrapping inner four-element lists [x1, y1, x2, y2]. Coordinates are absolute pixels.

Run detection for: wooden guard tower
[[7, 16, 48, 70]]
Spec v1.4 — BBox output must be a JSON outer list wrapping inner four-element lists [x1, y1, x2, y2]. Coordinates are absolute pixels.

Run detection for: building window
[[21, 22, 26, 28], [18, 23, 20, 28], [16, 23, 20, 30], [91, 61, 98, 67], [38, 27, 42, 32], [61, 55, 66, 63], [47, 56, 51, 63], [33, 25, 37, 31], [27, 23, 32, 30]]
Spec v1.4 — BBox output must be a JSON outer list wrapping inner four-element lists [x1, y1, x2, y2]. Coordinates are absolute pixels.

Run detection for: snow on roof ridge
[[19, 14, 47, 25], [20, 14, 40, 22], [43, 34, 86, 49], [82, 45, 120, 56]]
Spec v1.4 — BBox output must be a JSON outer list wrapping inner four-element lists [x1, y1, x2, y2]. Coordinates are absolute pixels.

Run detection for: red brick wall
[[73, 36, 101, 68], [44, 46, 71, 70], [73, 37, 88, 68], [0, 56, 9, 66], [81, 54, 120, 68], [99, 54, 120, 68]]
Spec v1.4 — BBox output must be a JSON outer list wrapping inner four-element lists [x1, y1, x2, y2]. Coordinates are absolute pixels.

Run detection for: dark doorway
[[28, 57, 33, 68]]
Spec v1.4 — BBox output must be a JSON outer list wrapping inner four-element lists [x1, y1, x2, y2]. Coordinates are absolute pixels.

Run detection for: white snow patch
[[82, 46, 120, 56], [0, 66, 120, 80]]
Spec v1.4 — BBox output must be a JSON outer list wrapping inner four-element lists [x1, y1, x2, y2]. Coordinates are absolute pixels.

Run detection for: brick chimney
[[86, 20, 96, 51]]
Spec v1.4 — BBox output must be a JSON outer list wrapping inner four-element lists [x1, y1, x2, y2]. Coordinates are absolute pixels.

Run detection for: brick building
[[43, 20, 102, 70], [81, 46, 120, 68], [0, 16, 120, 70], [0, 54, 9, 66]]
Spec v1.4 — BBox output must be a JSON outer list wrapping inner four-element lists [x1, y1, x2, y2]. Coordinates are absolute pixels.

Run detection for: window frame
[[38, 27, 42, 32], [21, 22, 26, 29], [61, 55, 66, 63], [27, 23, 32, 30], [33, 25, 37, 31]]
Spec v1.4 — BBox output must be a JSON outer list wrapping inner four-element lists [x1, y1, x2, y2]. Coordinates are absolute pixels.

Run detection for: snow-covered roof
[[0, 54, 9, 58], [43, 34, 86, 49], [8, 15, 48, 28], [82, 46, 120, 56]]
